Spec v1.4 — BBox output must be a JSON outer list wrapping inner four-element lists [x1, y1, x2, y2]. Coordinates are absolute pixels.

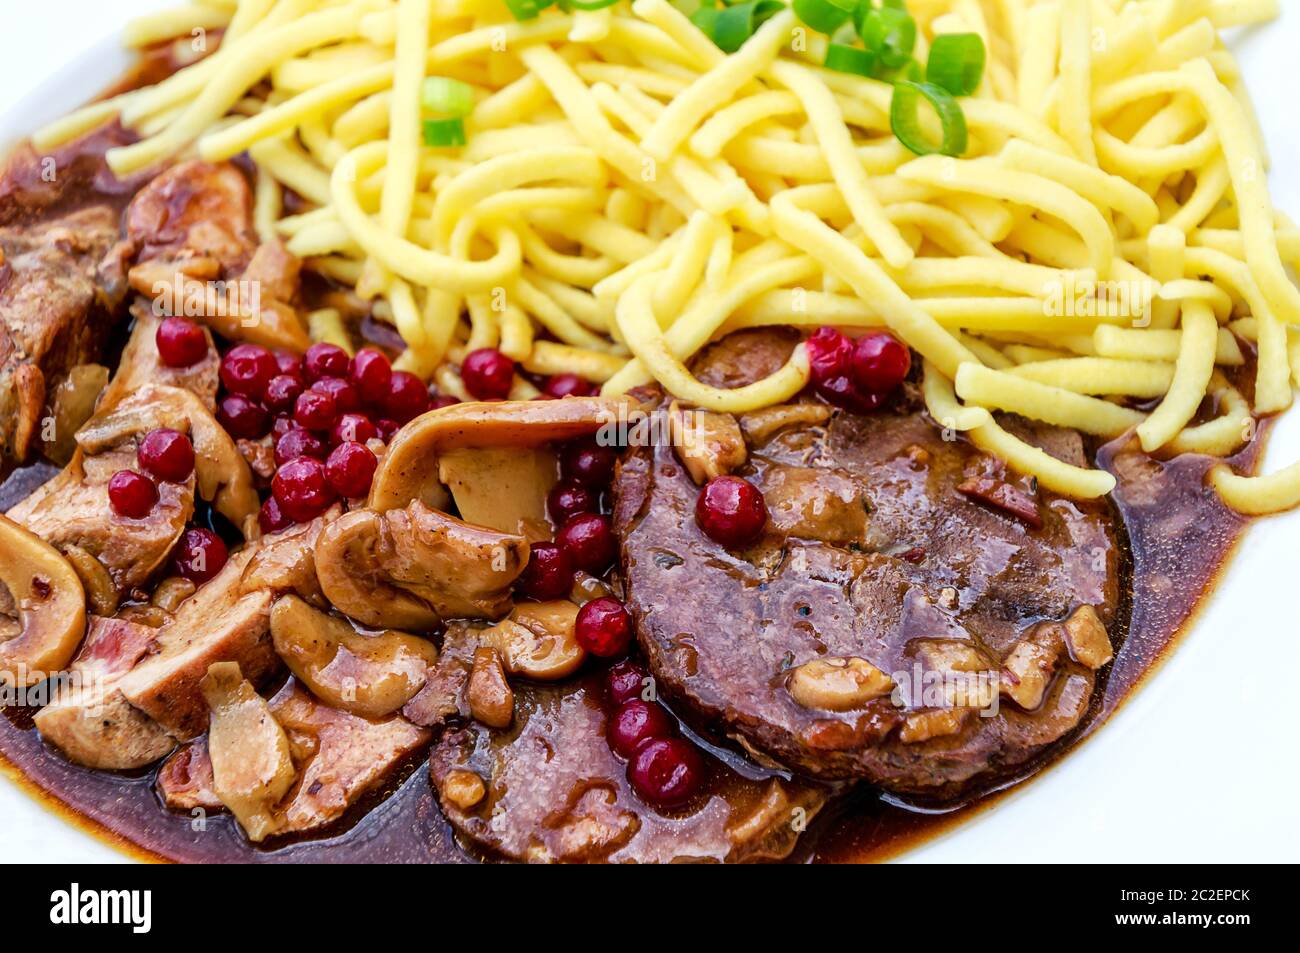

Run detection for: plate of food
[[1, 0, 1297, 865]]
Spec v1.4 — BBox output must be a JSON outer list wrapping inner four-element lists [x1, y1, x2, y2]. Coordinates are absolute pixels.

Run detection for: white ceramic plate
[[2, 1, 1299, 863]]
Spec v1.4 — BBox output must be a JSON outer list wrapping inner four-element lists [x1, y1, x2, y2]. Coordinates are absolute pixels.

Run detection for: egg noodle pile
[[34, 0, 1300, 510]]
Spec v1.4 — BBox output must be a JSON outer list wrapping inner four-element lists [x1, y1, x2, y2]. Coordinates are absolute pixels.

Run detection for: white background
[[1, 1, 1298, 863]]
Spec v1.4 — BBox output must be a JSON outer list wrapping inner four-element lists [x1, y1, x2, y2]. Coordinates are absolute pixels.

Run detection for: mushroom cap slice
[[270, 594, 438, 718], [78, 382, 261, 539], [201, 660, 295, 843], [369, 396, 640, 513], [315, 501, 529, 631], [0, 514, 87, 687]]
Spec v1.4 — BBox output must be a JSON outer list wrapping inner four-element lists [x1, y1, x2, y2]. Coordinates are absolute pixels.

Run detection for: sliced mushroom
[[241, 506, 340, 606], [77, 383, 260, 538], [467, 646, 514, 728], [438, 446, 557, 540], [200, 661, 295, 843], [787, 657, 893, 712], [1000, 625, 1065, 711], [314, 501, 528, 631], [369, 396, 640, 513], [61, 543, 119, 616], [1062, 605, 1113, 670], [0, 514, 86, 687], [442, 769, 486, 811], [269, 594, 438, 718], [45, 364, 109, 466], [899, 708, 973, 744], [668, 401, 747, 484], [487, 600, 586, 681], [738, 402, 832, 445]]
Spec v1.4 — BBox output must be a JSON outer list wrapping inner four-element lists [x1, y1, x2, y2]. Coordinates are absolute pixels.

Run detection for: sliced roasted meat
[[158, 678, 429, 837], [34, 545, 277, 768], [6, 443, 194, 604], [0, 205, 132, 460], [125, 160, 256, 274], [426, 625, 830, 863], [240, 507, 340, 606], [612, 330, 1120, 797], [78, 382, 260, 538], [98, 307, 220, 412], [315, 501, 529, 631]]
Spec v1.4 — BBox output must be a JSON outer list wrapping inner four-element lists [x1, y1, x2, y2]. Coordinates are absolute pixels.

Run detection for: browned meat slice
[[0, 205, 132, 460], [125, 160, 256, 274], [6, 443, 194, 601], [123, 162, 309, 352], [34, 545, 277, 768], [98, 306, 220, 412], [612, 330, 1120, 798], [426, 625, 829, 864], [158, 679, 429, 836]]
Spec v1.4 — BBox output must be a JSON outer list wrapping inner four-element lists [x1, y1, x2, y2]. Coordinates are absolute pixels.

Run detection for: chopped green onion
[[926, 32, 986, 97], [504, 0, 550, 20], [568, 0, 620, 8], [823, 42, 878, 77], [423, 117, 467, 148], [421, 77, 474, 117], [792, 0, 856, 34], [860, 5, 916, 69], [691, 0, 785, 53], [890, 80, 967, 157]]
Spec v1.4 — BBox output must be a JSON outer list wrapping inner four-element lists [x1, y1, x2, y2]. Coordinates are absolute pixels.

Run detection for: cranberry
[[385, 371, 430, 423], [272, 456, 337, 522], [332, 413, 378, 446], [217, 394, 270, 440], [304, 342, 351, 382], [172, 527, 228, 584], [557, 513, 616, 575], [273, 350, 303, 377], [374, 418, 401, 442], [274, 427, 327, 467], [608, 699, 674, 758], [294, 389, 339, 433], [628, 737, 703, 809], [548, 481, 597, 526], [351, 348, 392, 406], [107, 470, 158, 519], [258, 495, 293, 534], [155, 316, 208, 368], [695, 475, 767, 547], [575, 596, 632, 657], [312, 376, 360, 414], [606, 660, 648, 705], [429, 394, 460, 410], [137, 429, 194, 483], [804, 326, 883, 414], [325, 441, 378, 498], [851, 331, 911, 396], [263, 374, 303, 414], [560, 439, 618, 488], [461, 348, 515, 401], [220, 343, 278, 400], [543, 373, 595, 399], [516, 541, 573, 601], [271, 413, 297, 439]]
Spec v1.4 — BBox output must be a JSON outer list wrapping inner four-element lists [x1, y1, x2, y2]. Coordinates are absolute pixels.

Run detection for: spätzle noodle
[[41, 0, 1293, 508]]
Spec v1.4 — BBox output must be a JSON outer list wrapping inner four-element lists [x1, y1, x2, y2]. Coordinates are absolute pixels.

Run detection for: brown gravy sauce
[[0, 425, 1265, 864], [0, 45, 1268, 864]]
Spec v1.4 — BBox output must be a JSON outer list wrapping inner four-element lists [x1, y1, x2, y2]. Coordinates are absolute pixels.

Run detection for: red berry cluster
[[805, 326, 911, 414], [198, 339, 451, 533], [603, 660, 703, 809]]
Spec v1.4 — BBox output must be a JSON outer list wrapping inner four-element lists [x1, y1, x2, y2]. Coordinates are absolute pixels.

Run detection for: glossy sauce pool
[[0, 424, 1263, 864]]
